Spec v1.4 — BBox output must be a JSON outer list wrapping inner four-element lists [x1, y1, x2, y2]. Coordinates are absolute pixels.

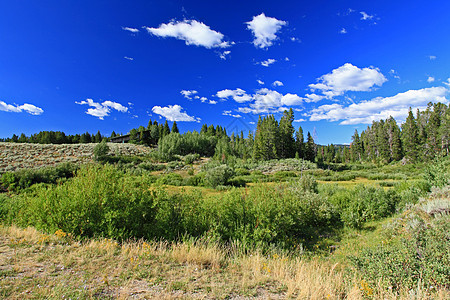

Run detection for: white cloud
[[340, 28, 347, 34], [309, 63, 387, 99], [222, 110, 242, 118], [304, 93, 326, 103], [124, 56, 134, 61], [216, 88, 252, 103], [246, 13, 287, 48], [259, 58, 276, 67], [219, 50, 231, 60], [389, 69, 400, 80], [180, 90, 198, 100], [272, 80, 284, 87], [0, 101, 43, 115], [257, 80, 265, 85], [284, 57, 290, 61], [360, 12, 374, 20], [309, 86, 449, 125], [152, 104, 200, 122], [293, 118, 306, 122], [237, 88, 302, 114], [444, 78, 450, 87], [122, 27, 139, 33], [208, 100, 218, 105], [429, 55, 436, 60], [144, 20, 230, 49], [75, 99, 128, 120], [427, 76, 435, 83]]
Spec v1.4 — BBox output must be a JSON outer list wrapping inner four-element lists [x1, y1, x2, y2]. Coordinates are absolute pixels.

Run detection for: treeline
[[0, 130, 106, 144], [317, 102, 449, 163]]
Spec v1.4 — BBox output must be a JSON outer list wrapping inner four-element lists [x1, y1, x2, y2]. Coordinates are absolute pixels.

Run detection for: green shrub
[[155, 173, 184, 186], [0, 163, 78, 192], [228, 176, 247, 187], [183, 153, 200, 165], [93, 140, 109, 161], [205, 165, 235, 188], [235, 168, 250, 176]]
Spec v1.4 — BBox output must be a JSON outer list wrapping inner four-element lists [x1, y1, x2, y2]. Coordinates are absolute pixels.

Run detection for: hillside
[[0, 143, 151, 173]]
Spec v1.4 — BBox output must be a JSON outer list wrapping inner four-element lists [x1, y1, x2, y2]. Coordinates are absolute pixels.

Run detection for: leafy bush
[[351, 193, 450, 292], [424, 157, 450, 188], [183, 153, 200, 165], [205, 165, 235, 188], [0, 163, 78, 192], [93, 140, 109, 161], [155, 173, 184, 186]]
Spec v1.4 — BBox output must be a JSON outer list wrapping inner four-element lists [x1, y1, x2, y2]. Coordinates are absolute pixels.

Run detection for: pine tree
[[305, 131, 315, 162], [351, 130, 362, 162], [402, 109, 419, 161], [171, 121, 179, 133], [295, 126, 304, 159], [162, 120, 171, 137], [278, 108, 295, 158]]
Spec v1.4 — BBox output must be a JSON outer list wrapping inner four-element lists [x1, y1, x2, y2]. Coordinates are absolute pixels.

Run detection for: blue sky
[[1, 0, 449, 144]]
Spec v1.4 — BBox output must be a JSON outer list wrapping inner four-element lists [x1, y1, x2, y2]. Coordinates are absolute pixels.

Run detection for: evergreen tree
[[305, 131, 316, 162], [162, 120, 171, 137], [171, 121, 179, 133], [278, 108, 295, 158], [295, 126, 304, 159], [402, 110, 419, 161], [351, 130, 362, 162]]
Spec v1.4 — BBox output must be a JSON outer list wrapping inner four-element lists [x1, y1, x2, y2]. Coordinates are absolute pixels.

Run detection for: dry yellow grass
[[0, 225, 448, 299]]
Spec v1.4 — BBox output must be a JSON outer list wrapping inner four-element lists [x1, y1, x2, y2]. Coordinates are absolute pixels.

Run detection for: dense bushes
[[351, 191, 450, 292], [0, 163, 78, 192], [157, 132, 217, 160]]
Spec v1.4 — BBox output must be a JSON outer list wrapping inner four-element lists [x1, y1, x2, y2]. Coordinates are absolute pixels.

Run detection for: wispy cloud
[[0, 101, 43, 115], [152, 104, 200, 122], [75, 99, 128, 120], [144, 20, 231, 49], [427, 76, 435, 83], [222, 110, 242, 118], [124, 56, 134, 61], [216, 88, 252, 103], [220, 50, 231, 60], [122, 26, 139, 33], [246, 13, 287, 48], [360, 11, 374, 20], [257, 80, 265, 85], [259, 58, 276, 67], [340, 28, 347, 34], [272, 80, 284, 87], [429, 55, 436, 60]]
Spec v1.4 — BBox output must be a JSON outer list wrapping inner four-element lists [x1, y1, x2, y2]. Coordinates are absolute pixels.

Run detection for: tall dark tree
[[162, 120, 171, 137], [278, 108, 295, 158], [305, 131, 316, 162], [402, 110, 419, 161], [171, 121, 179, 133], [351, 130, 362, 161], [295, 126, 304, 159]]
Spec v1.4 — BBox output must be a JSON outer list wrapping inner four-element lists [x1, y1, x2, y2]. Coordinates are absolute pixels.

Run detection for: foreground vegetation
[[0, 153, 448, 298]]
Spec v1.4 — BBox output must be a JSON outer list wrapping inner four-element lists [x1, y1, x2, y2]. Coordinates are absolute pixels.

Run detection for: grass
[[1, 224, 448, 299]]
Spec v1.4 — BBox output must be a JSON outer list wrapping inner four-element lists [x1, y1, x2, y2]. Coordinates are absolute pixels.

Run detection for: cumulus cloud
[[246, 13, 287, 48], [360, 12, 374, 20], [180, 90, 198, 100], [272, 80, 284, 87], [75, 99, 128, 120], [237, 88, 302, 114], [309, 63, 387, 99], [152, 104, 200, 122], [144, 20, 230, 49], [0, 101, 43, 115], [259, 58, 276, 67], [216, 88, 252, 103], [340, 28, 347, 34], [427, 76, 435, 83], [122, 27, 139, 33], [309, 86, 449, 125]]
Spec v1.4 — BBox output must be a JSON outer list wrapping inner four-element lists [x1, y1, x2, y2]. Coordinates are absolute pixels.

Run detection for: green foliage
[[155, 173, 184, 186], [205, 165, 235, 188], [158, 132, 217, 161], [424, 157, 450, 188], [183, 153, 200, 165], [0, 163, 78, 192], [351, 192, 450, 292], [93, 140, 109, 161]]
